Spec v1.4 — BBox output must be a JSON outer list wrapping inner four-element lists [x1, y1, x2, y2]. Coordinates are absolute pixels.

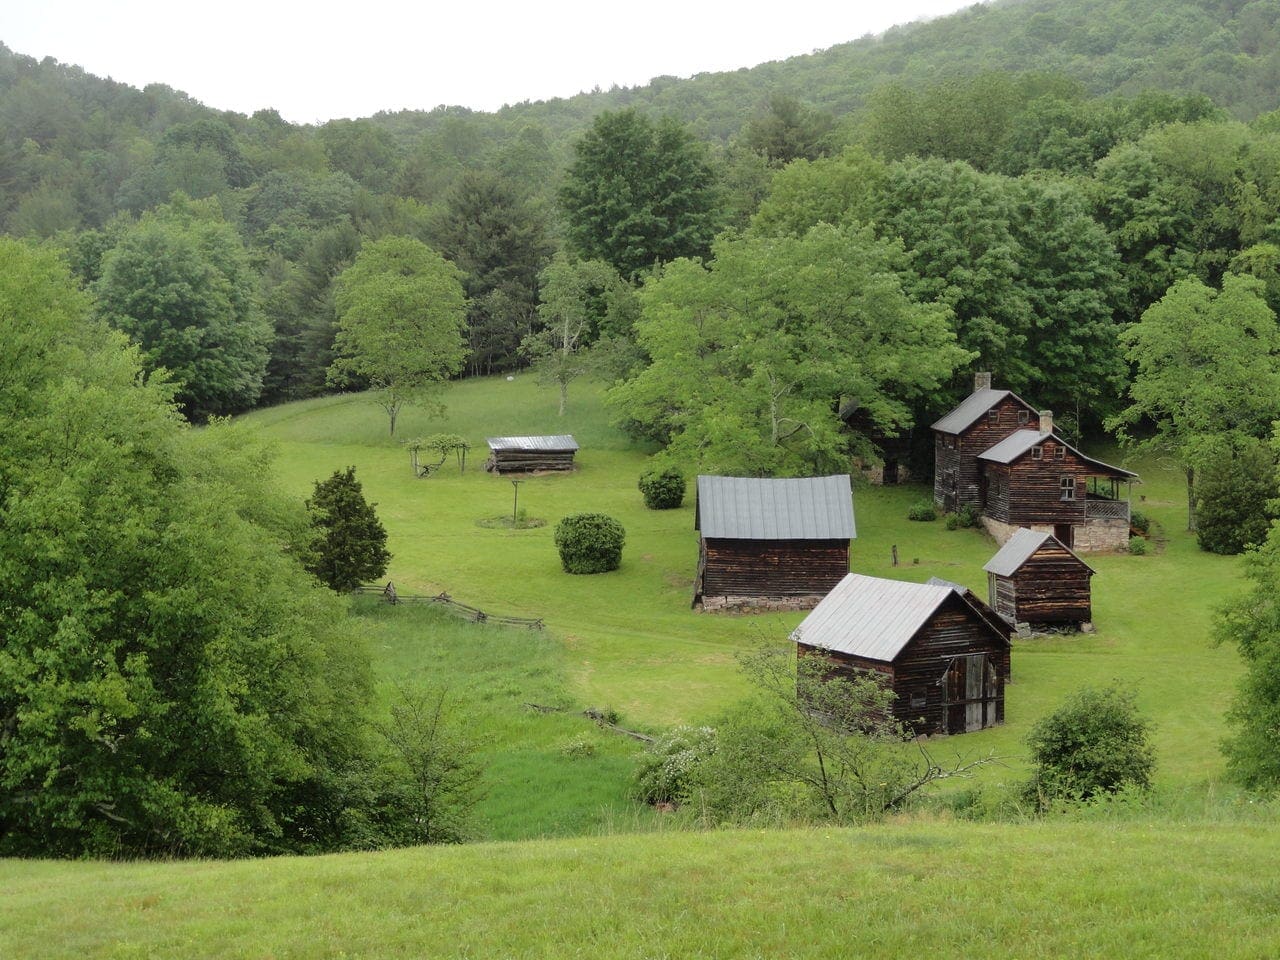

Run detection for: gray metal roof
[[486, 435, 579, 452], [976, 430, 1139, 478], [976, 429, 1047, 464], [932, 388, 1035, 434], [791, 574, 954, 662], [695, 475, 855, 540], [984, 528, 1094, 577], [926, 576, 968, 594]]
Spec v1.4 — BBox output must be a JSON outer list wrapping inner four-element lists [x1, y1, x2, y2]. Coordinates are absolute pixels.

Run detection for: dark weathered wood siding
[[934, 395, 1036, 510], [799, 593, 1010, 736], [989, 541, 1092, 625], [488, 448, 576, 473], [698, 538, 849, 601], [981, 438, 1094, 526]]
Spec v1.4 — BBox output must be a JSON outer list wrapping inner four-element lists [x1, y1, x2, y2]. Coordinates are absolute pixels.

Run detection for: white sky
[[2, 1, 979, 124]]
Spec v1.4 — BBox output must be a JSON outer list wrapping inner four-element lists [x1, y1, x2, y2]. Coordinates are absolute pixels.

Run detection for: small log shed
[[983, 527, 1095, 629], [485, 435, 579, 474], [693, 474, 855, 612], [793, 573, 1012, 735]]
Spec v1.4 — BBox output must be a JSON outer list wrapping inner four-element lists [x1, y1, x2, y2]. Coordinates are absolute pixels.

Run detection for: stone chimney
[[1039, 410, 1053, 434], [974, 371, 993, 391]]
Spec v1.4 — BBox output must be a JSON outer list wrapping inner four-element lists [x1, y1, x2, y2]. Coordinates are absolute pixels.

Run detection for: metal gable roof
[[975, 431, 1139, 479], [931, 388, 1037, 434], [791, 574, 954, 662], [695, 475, 856, 541], [926, 576, 969, 594], [486, 435, 579, 452], [983, 528, 1095, 577]]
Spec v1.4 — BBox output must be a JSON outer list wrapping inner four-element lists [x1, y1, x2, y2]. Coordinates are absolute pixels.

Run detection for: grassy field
[[242, 376, 1246, 798], [7, 819, 1280, 958]]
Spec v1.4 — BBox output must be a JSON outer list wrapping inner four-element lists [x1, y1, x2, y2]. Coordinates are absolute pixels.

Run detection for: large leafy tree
[[559, 109, 720, 280], [329, 236, 467, 436], [0, 240, 378, 857], [1108, 274, 1280, 530], [428, 170, 553, 375], [608, 223, 968, 476], [95, 197, 271, 420]]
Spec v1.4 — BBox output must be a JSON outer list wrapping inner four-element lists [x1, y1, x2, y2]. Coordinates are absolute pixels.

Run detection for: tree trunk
[[1186, 465, 1196, 532], [388, 406, 398, 437], [558, 381, 567, 417]]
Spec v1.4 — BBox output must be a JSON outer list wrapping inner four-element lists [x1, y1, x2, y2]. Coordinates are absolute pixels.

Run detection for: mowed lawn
[[242, 376, 1247, 788], [7, 820, 1280, 959]]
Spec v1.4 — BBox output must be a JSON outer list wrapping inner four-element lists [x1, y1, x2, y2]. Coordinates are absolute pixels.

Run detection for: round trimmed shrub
[[1128, 535, 1148, 555], [554, 513, 625, 574], [638, 467, 686, 510]]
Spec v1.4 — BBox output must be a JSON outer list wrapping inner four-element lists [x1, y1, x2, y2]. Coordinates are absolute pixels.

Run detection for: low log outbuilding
[[693, 474, 855, 612], [485, 435, 578, 473], [984, 527, 1094, 628], [793, 574, 1012, 735]]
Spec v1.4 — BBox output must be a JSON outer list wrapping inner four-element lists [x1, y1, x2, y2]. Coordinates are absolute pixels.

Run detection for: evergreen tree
[[306, 467, 392, 592]]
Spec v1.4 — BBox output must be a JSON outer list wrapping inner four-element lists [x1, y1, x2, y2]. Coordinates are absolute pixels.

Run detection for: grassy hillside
[[7, 820, 1280, 958], [243, 377, 1245, 801]]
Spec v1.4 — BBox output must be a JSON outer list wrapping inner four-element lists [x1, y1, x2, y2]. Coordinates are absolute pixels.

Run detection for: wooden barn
[[484, 435, 578, 473], [693, 474, 855, 612], [932, 371, 1038, 513], [984, 528, 1095, 629], [793, 574, 1012, 736]]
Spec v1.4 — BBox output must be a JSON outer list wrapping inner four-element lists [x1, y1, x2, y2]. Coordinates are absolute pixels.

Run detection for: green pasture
[[8, 820, 1280, 959], [242, 376, 1246, 800]]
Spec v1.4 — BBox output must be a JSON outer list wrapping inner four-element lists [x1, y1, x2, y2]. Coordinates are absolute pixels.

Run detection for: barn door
[[942, 654, 1000, 734], [943, 470, 958, 513]]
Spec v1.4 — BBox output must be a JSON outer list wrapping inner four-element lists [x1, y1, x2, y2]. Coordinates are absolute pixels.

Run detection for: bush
[[554, 513, 625, 574], [1129, 510, 1151, 535], [560, 733, 598, 760], [638, 467, 686, 509], [1023, 684, 1155, 808], [957, 504, 981, 528], [632, 726, 718, 805], [944, 513, 960, 530], [1195, 439, 1276, 555], [907, 500, 937, 522], [1128, 535, 1148, 555]]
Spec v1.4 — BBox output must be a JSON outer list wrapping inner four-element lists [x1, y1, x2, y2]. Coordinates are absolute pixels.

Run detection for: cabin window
[[1031, 445, 1043, 460], [1017, 410, 1029, 424], [987, 410, 999, 424], [910, 694, 927, 709], [1054, 445, 1066, 461], [945, 435, 955, 449], [1060, 476, 1076, 500]]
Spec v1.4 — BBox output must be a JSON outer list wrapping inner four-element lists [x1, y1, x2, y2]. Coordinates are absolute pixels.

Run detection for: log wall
[[990, 542, 1093, 626], [981, 438, 1094, 526], [487, 449, 577, 473], [697, 538, 849, 606]]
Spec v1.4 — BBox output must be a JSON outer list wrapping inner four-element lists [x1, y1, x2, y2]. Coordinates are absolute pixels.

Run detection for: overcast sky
[[2, 1, 980, 124]]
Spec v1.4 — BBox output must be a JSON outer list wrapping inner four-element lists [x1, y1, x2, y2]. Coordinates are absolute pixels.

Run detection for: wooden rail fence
[[354, 581, 545, 630]]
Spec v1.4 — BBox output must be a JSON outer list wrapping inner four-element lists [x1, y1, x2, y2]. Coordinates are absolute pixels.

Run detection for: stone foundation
[[981, 515, 1130, 552], [699, 594, 826, 613]]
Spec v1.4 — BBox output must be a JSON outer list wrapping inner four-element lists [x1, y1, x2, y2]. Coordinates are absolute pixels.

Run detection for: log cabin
[[793, 574, 1012, 735], [693, 474, 855, 612], [984, 528, 1095, 629], [932, 372, 1039, 512], [932, 374, 1138, 551], [976, 410, 1137, 551], [485, 435, 578, 473]]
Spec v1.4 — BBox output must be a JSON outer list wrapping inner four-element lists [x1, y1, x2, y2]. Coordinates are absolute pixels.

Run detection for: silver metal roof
[[695, 475, 855, 540], [984, 528, 1094, 577], [976, 429, 1047, 464], [976, 430, 1138, 478], [926, 576, 968, 593], [486, 435, 579, 452], [932, 388, 1033, 434], [791, 574, 954, 662]]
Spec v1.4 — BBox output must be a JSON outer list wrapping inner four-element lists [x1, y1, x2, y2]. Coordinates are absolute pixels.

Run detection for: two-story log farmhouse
[[933, 373, 1138, 551]]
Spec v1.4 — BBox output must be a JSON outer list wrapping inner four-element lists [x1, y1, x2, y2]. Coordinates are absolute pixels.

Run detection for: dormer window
[[1032, 445, 1043, 460], [1054, 446, 1065, 461], [987, 410, 999, 424], [1017, 410, 1029, 425]]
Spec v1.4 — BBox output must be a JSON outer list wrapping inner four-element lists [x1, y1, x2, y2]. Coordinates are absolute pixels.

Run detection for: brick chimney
[[1039, 410, 1053, 434], [974, 371, 992, 391]]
